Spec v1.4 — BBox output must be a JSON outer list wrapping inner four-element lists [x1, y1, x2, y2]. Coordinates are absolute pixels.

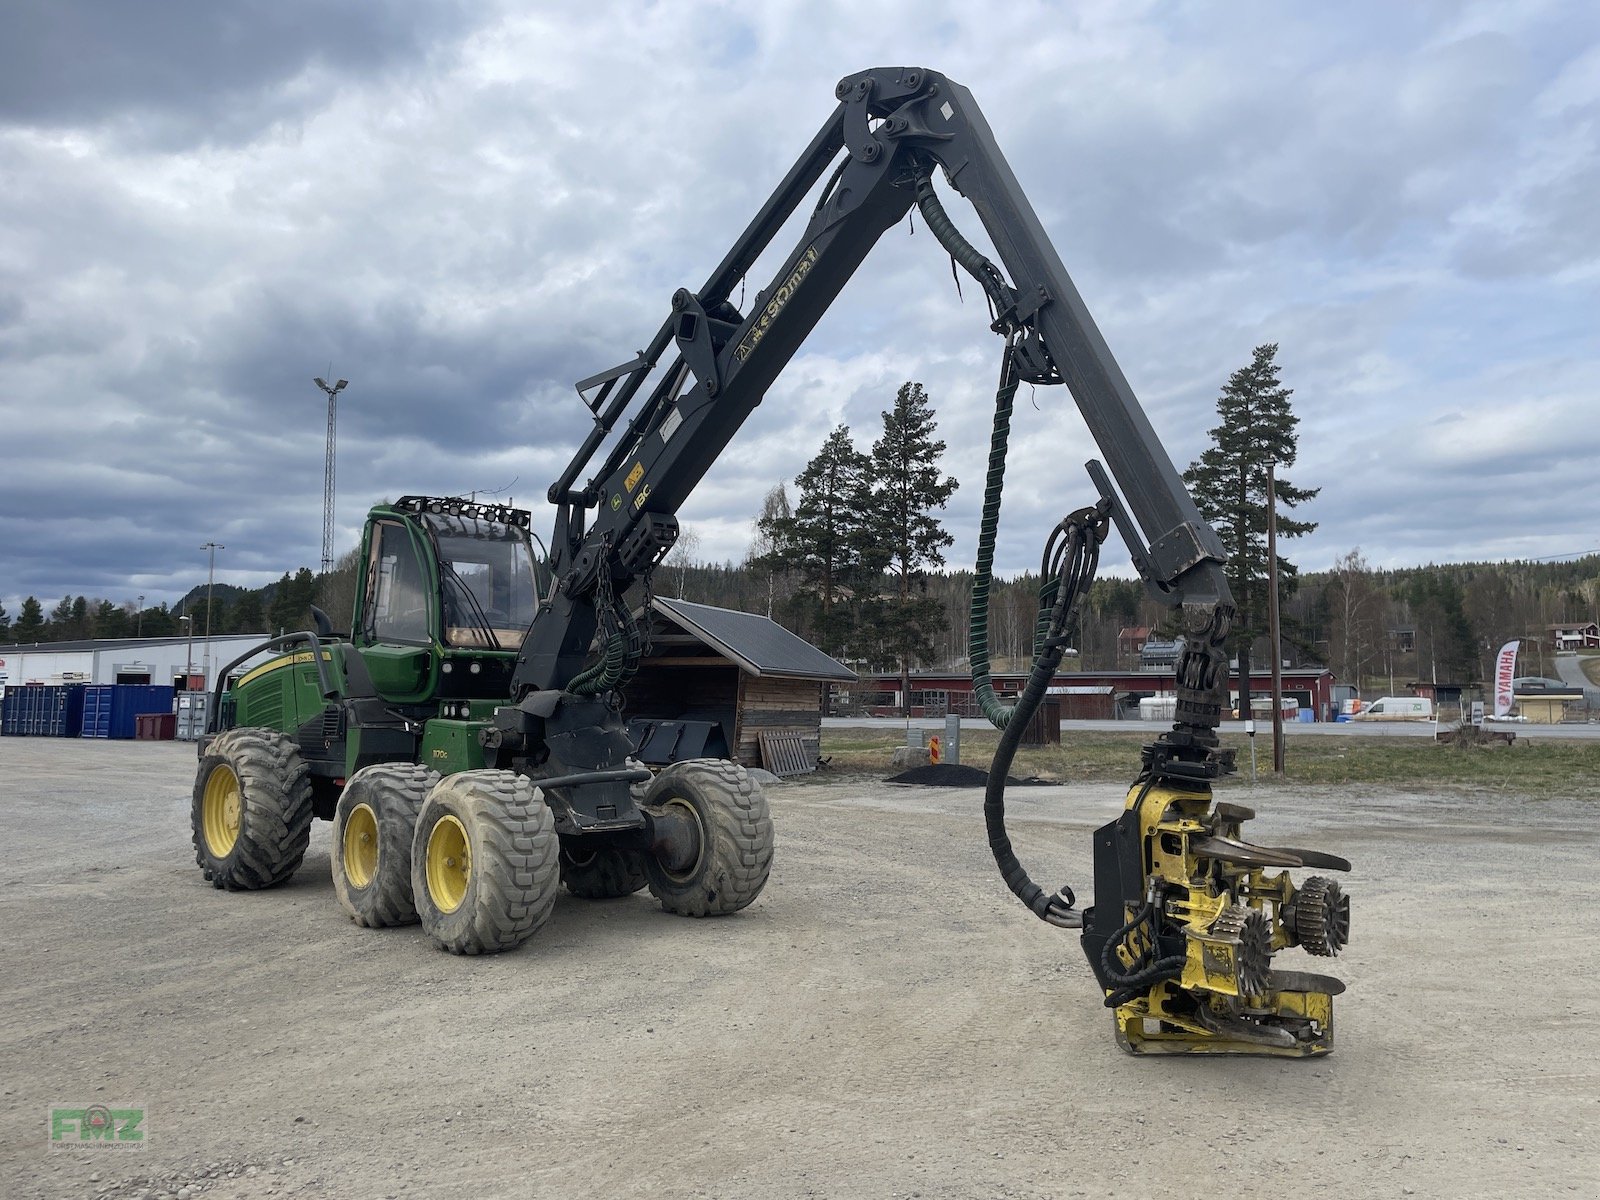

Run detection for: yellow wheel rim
[[426, 814, 472, 914], [343, 802, 379, 889], [202, 764, 242, 858]]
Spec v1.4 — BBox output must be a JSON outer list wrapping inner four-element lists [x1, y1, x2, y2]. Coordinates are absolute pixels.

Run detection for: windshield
[[421, 513, 548, 650]]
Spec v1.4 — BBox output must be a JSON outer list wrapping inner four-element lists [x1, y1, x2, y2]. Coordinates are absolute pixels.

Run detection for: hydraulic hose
[[915, 160, 1109, 932], [981, 507, 1106, 928]]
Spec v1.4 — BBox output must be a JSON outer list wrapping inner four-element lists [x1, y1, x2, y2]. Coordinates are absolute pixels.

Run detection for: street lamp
[[136, 594, 145, 638], [200, 542, 224, 690], [178, 615, 194, 689]]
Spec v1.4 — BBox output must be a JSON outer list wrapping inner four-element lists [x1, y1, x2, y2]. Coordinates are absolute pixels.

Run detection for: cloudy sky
[[3, 0, 1597, 615]]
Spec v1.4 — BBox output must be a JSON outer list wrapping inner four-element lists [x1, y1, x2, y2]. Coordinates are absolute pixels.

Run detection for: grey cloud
[[0, 0, 478, 147]]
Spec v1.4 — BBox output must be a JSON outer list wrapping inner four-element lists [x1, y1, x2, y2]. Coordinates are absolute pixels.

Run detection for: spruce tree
[[1183, 343, 1318, 710], [868, 382, 959, 710], [230, 591, 266, 634], [15, 597, 45, 642], [763, 425, 879, 659]]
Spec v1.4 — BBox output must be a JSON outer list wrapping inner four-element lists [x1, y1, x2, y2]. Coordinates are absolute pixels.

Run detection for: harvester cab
[[348, 495, 548, 707]]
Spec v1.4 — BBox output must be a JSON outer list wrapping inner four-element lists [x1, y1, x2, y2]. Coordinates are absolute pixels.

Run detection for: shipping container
[[1, 684, 87, 737], [80, 684, 176, 739], [176, 692, 209, 741]]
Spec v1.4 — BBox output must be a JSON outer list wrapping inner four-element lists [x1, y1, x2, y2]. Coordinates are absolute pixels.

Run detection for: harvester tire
[[192, 727, 314, 891], [412, 770, 560, 955], [331, 763, 439, 927], [559, 843, 649, 898], [642, 759, 772, 917]]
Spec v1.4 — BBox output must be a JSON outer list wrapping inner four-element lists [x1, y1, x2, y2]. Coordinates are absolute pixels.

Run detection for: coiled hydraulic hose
[[914, 161, 1109, 929]]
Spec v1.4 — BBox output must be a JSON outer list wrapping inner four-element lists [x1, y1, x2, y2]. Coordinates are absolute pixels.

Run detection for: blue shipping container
[[2, 684, 87, 737], [81, 684, 176, 740]]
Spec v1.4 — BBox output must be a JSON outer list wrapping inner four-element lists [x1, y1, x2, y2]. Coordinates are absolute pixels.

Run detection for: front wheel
[[643, 760, 773, 917], [412, 771, 560, 955]]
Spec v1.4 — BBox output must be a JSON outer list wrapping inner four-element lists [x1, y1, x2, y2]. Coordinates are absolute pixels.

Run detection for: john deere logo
[[49, 1104, 146, 1149]]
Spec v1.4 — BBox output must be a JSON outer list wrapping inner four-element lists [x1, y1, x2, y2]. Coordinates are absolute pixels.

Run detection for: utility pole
[[314, 377, 348, 575], [1266, 460, 1285, 775], [179, 615, 194, 689], [201, 542, 224, 690]]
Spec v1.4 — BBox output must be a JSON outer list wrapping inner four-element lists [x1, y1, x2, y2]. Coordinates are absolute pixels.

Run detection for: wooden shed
[[622, 597, 856, 774]]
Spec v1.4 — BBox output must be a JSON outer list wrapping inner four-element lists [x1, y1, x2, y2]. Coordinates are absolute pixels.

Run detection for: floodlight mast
[[313, 377, 349, 575]]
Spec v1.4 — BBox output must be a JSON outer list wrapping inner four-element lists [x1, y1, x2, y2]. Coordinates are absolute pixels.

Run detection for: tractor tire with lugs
[[331, 762, 439, 927], [191, 727, 315, 890], [642, 759, 773, 917], [412, 770, 560, 955], [559, 843, 649, 898]]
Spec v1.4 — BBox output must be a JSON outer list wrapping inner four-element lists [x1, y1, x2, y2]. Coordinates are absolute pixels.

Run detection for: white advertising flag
[[1493, 640, 1520, 718]]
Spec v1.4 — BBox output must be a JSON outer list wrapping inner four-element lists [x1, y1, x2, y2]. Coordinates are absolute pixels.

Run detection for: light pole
[[1266, 460, 1285, 774], [179, 615, 194, 689], [313, 377, 348, 576], [136, 594, 145, 638], [201, 542, 224, 690]]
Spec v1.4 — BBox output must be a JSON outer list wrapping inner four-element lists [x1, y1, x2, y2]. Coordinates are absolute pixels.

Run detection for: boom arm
[[513, 66, 1231, 699]]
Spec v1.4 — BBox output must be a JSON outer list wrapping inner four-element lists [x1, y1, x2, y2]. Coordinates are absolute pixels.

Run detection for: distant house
[[1387, 627, 1416, 653], [1117, 626, 1150, 665], [1547, 622, 1600, 650], [623, 597, 855, 774], [1139, 637, 1182, 671]]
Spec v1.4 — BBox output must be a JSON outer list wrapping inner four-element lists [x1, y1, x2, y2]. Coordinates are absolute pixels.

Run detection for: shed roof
[[647, 598, 856, 682]]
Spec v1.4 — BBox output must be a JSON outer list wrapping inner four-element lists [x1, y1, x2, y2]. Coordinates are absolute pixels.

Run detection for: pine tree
[[868, 382, 959, 708], [15, 597, 45, 642], [230, 590, 266, 634], [93, 598, 128, 640], [763, 425, 879, 659], [48, 594, 74, 638], [266, 572, 297, 634], [1183, 343, 1318, 708]]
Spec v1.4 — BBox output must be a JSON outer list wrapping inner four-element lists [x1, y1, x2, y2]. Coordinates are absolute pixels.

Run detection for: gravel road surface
[[2, 739, 1596, 1199]]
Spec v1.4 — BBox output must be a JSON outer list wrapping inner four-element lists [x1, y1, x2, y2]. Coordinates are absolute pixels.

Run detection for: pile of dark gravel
[[887, 762, 991, 787], [887, 763, 1067, 788]]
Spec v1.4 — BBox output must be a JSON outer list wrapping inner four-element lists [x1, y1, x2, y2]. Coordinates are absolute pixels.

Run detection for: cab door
[[355, 520, 439, 702]]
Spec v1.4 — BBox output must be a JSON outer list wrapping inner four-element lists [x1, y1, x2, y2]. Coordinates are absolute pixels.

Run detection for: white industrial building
[[0, 634, 278, 696]]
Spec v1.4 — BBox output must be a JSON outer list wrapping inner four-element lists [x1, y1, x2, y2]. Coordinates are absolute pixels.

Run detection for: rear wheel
[[191, 728, 314, 890], [412, 771, 560, 955], [331, 763, 439, 927], [643, 760, 772, 917], [559, 843, 649, 898]]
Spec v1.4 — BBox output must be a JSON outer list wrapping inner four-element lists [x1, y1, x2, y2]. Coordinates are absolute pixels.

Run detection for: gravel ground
[[2, 738, 1597, 1199]]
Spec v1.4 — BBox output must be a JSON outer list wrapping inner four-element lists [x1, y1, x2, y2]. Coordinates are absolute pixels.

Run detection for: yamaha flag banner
[[1493, 640, 1520, 718]]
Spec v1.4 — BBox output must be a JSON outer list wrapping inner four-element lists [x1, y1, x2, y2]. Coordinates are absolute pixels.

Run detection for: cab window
[[365, 522, 432, 643]]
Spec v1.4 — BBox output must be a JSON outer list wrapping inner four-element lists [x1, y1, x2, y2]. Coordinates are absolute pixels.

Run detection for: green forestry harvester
[[193, 66, 1351, 1054]]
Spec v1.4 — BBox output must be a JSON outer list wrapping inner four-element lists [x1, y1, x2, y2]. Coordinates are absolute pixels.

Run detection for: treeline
[[1, 555, 361, 647], [658, 548, 1600, 688], [9, 543, 1597, 690]]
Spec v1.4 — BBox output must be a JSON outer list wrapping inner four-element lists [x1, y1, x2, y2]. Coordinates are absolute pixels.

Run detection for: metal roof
[[648, 598, 857, 682], [0, 634, 266, 655]]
